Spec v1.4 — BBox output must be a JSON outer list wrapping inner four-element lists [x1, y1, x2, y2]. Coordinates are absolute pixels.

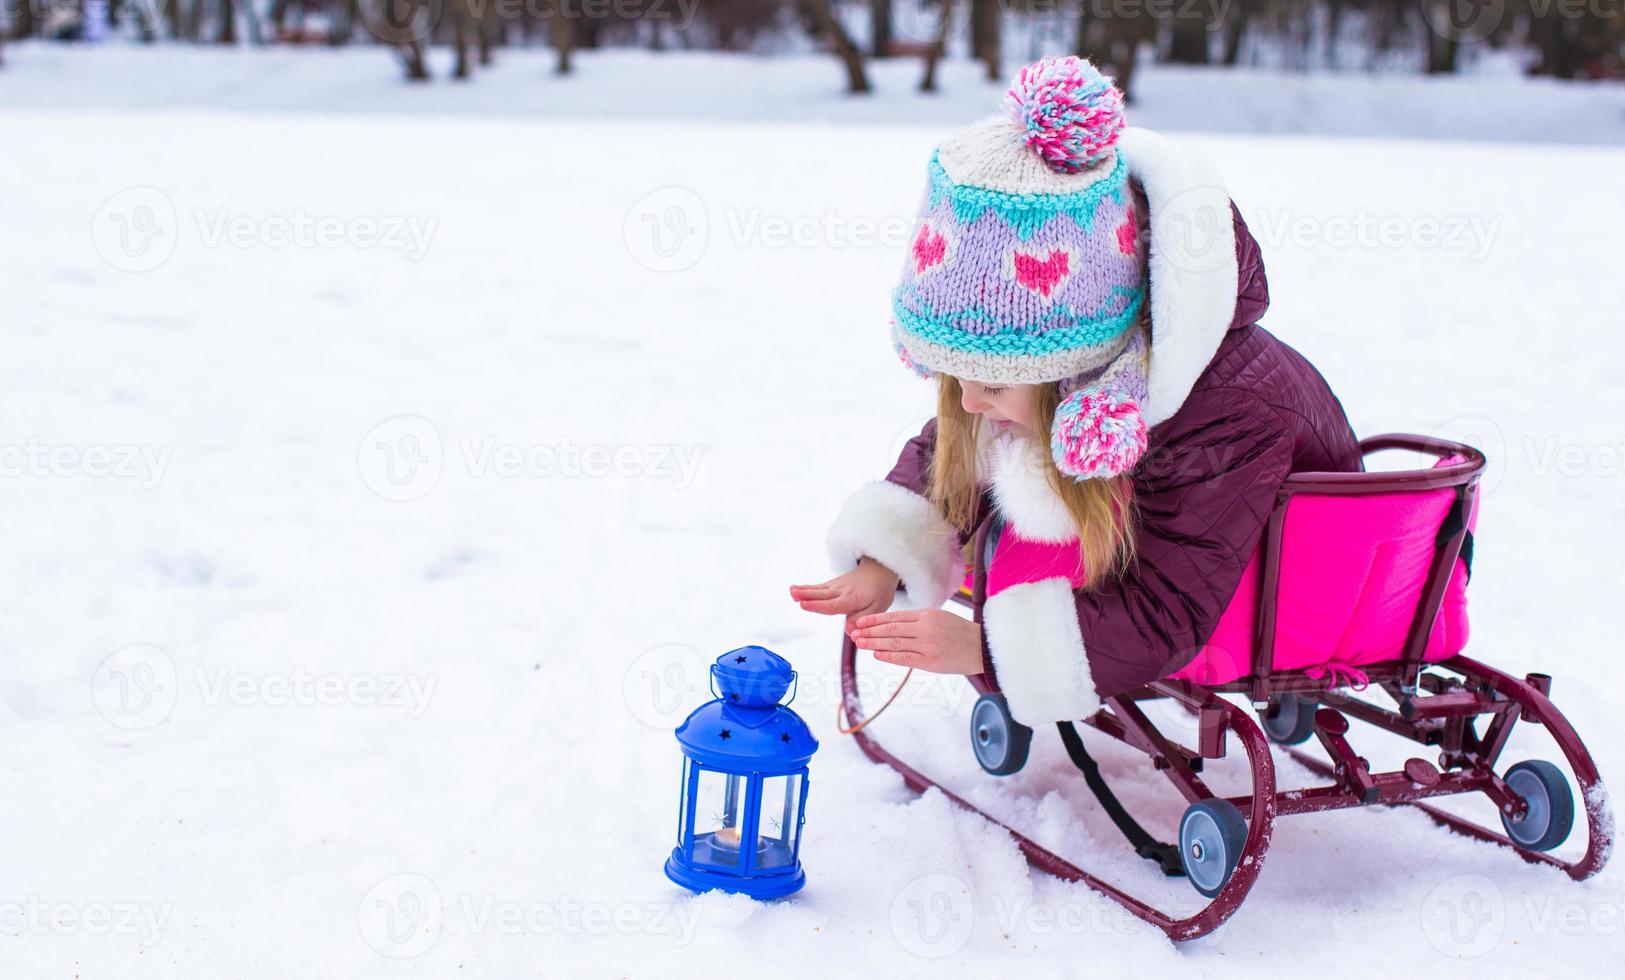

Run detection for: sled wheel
[[970, 694, 1032, 776], [1179, 799, 1249, 898], [1499, 760, 1575, 853], [1258, 693, 1318, 746]]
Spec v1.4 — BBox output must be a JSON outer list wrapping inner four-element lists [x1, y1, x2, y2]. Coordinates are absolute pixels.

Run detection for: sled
[[838, 434, 1613, 941]]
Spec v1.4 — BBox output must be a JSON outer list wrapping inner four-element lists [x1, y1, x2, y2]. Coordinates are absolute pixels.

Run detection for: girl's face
[[958, 379, 1041, 435]]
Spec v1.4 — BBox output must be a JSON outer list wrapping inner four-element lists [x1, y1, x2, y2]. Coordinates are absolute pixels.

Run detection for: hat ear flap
[[1050, 385, 1148, 480], [1050, 324, 1151, 480]]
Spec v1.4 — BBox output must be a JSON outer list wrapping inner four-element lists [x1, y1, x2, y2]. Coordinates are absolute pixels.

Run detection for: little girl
[[790, 56, 1363, 726]]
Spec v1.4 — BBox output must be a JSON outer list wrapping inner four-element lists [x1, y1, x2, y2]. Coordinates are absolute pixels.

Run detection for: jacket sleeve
[[1067, 386, 1293, 701], [825, 419, 968, 610]]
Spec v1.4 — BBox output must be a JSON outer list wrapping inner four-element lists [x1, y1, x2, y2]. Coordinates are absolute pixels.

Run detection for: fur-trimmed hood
[[1116, 128, 1267, 430]]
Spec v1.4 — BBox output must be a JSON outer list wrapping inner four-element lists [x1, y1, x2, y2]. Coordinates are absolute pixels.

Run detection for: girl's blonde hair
[[928, 377, 1137, 590]]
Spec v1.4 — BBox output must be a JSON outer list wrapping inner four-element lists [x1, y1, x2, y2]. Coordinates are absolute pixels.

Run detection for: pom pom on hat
[[1003, 56, 1126, 175], [1051, 385, 1148, 480]]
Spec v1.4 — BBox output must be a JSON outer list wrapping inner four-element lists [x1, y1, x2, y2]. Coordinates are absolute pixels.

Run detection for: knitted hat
[[891, 56, 1151, 481]]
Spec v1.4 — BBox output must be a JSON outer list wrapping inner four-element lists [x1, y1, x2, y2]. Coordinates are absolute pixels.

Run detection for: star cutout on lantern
[[780, 733, 791, 743], [734, 655, 747, 664], [719, 729, 732, 740]]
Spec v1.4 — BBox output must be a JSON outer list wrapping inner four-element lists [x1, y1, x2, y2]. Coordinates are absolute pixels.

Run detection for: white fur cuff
[[826, 481, 963, 610], [983, 579, 1100, 725]]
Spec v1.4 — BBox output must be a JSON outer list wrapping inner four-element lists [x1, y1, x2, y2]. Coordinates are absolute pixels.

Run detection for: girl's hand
[[789, 558, 901, 631], [848, 610, 985, 675]]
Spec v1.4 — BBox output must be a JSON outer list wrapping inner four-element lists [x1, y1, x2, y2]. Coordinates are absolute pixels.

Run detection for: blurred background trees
[[2, 0, 1621, 89]]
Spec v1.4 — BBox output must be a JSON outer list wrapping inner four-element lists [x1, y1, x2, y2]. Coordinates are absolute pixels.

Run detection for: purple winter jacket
[[876, 206, 1363, 701]]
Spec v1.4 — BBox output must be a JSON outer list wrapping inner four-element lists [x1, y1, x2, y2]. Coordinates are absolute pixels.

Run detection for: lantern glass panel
[[755, 772, 804, 871], [691, 767, 753, 869], [676, 757, 692, 847]]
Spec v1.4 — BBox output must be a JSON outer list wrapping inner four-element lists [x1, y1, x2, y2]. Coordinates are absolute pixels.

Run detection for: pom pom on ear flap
[[1050, 385, 1148, 480]]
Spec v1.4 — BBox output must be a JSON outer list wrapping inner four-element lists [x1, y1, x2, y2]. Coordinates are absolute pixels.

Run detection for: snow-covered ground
[[2, 43, 1623, 977]]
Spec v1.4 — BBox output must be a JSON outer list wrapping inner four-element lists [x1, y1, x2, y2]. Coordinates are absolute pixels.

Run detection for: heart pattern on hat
[[1003, 244, 1078, 300], [911, 224, 951, 276], [1116, 203, 1139, 255]]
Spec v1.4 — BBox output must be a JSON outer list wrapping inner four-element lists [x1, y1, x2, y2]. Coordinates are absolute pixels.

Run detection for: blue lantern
[[665, 646, 818, 899]]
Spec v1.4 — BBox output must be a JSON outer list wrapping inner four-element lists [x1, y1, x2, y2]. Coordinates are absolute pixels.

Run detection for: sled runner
[[838, 434, 1613, 941]]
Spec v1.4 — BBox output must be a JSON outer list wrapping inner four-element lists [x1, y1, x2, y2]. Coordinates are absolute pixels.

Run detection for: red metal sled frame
[[838, 434, 1613, 941]]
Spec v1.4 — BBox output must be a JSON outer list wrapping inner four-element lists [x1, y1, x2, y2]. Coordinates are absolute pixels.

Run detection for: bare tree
[[870, 0, 892, 57], [970, 0, 1000, 80], [800, 0, 872, 93], [447, 0, 493, 78], [1222, 0, 1256, 66], [1166, 0, 1213, 64], [329, 0, 359, 44], [11, 0, 37, 40], [918, 0, 954, 92], [1076, 0, 1154, 102], [552, 0, 577, 75]]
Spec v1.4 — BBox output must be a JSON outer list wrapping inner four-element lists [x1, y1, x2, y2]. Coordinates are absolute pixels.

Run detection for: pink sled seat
[[1172, 461, 1480, 686]]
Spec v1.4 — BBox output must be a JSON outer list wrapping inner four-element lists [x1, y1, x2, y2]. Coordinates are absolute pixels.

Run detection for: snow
[[2, 41, 1623, 976]]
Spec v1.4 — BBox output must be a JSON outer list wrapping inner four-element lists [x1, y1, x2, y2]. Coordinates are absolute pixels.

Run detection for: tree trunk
[[1076, 2, 1151, 103], [329, 0, 357, 45], [1531, 8, 1583, 79], [1425, 1, 1460, 75], [183, 0, 204, 41], [552, 0, 576, 75], [970, 0, 1000, 81], [1222, 0, 1251, 66], [918, 0, 953, 92], [452, 4, 470, 78], [801, 0, 872, 93], [479, 8, 495, 65], [13, 0, 35, 39], [1166, 5, 1211, 64], [1323, 0, 1344, 66], [399, 38, 430, 80], [870, 0, 892, 57]]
